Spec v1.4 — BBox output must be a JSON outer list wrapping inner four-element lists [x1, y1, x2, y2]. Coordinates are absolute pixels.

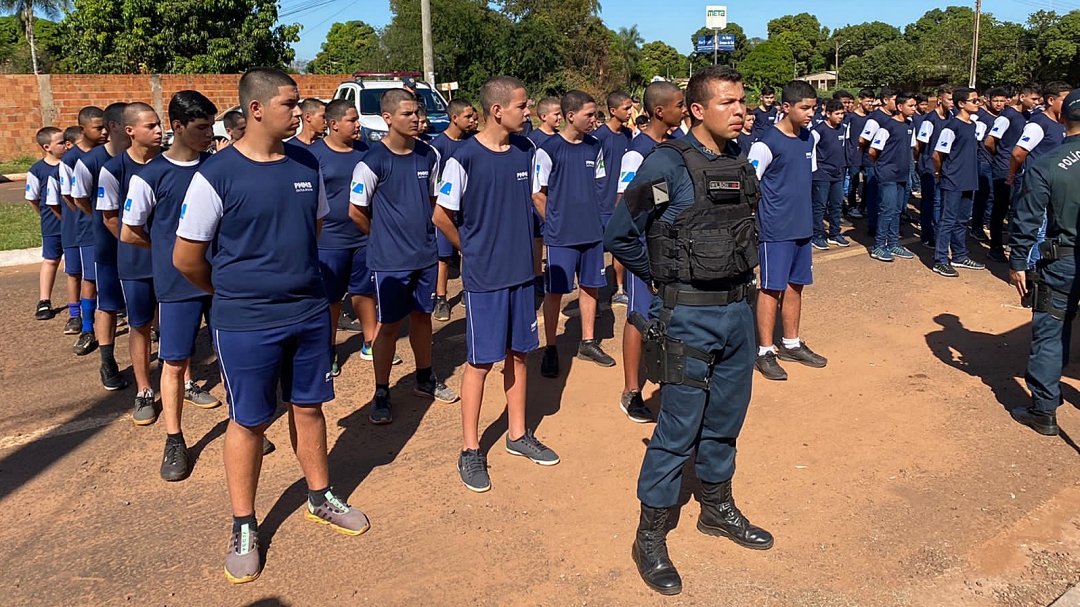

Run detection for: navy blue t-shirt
[[917, 111, 951, 175], [122, 153, 211, 301], [73, 145, 119, 258], [309, 138, 368, 250], [430, 132, 471, 174], [593, 123, 633, 216], [736, 132, 754, 157], [870, 117, 914, 183], [26, 160, 62, 237], [176, 144, 330, 331], [435, 135, 536, 292], [534, 134, 606, 246], [811, 122, 845, 182], [520, 120, 534, 136], [748, 127, 814, 241], [987, 106, 1028, 179], [98, 151, 157, 280], [934, 117, 987, 192], [1020, 111, 1066, 164], [349, 140, 439, 272], [59, 146, 90, 248], [752, 105, 779, 140], [973, 109, 996, 165], [859, 109, 893, 167], [527, 129, 555, 149], [843, 112, 870, 168]]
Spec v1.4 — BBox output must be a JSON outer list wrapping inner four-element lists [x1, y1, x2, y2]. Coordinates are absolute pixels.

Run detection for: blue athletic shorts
[[318, 247, 374, 303], [120, 278, 156, 328], [545, 242, 606, 294], [159, 297, 210, 361], [215, 310, 334, 427], [64, 246, 82, 275], [627, 270, 653, 318], [42, 234, 62, 261], [79, 245, 96, 281], [464, 281, 540, 364], [373, 264, 437, 324], [96, 263, 125, 312], [759, 239, 814, 291]]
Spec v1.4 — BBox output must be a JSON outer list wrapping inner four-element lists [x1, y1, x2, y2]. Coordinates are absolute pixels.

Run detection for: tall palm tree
[[616, 25, 644, 86], [1, 0, 67, 73]]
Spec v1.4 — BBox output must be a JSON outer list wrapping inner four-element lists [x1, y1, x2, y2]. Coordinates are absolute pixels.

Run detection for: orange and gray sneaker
[[224, 523, 261, 584], [304, 490, 371, 536]]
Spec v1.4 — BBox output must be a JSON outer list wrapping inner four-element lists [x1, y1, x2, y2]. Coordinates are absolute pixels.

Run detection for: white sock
[[758, 345, 775, 357], [782, 337, 801, 350]]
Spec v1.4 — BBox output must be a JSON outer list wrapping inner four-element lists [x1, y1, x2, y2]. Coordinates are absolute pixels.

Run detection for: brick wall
[[1, 73, 349, 162]]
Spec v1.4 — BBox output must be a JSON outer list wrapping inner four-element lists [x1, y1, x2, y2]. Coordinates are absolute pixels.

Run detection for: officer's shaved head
[[238, 68, 297, 118], [643, 81, 681, 116]]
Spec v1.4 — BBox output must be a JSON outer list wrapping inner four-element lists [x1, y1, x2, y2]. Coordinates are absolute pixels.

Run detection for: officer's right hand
[[1010, 269, 1027, 299]]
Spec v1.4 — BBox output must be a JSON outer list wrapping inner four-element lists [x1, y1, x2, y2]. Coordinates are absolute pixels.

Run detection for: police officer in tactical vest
[[1008, 88, 1080, 437], [604, 66, 773, 596]]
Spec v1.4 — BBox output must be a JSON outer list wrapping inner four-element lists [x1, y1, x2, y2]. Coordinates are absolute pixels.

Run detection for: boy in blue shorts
[[176, 68, 369, 584], [613, 80, 685, 423], [310, 98, 372, 377], [595, 91, 635, 306], [121, 91, 222, 480], [434, 75, 559, 493], [431, 98, 479, 321], [26, 127, 66, 321], [749, 80, 828, 381], [349, 88, 459, 426], [868, 91, 918, 261], [533, 90, 616, 377]]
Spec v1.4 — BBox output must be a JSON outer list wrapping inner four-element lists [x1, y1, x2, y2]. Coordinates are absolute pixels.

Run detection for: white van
[[333, 72, 451, 144]]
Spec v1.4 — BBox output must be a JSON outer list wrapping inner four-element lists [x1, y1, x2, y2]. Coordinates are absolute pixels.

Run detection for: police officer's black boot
[[697, 480, 774, 550], [632, 504, 682, 595]]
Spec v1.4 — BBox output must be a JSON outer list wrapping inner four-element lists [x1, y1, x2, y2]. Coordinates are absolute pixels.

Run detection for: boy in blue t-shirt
[[527, 96, 562, 293], [120, 91, 222, 481], [931, 86, 988, 277], [350, 88, 459, 426], [751, 85, 778, 140], [434, 75, 559, 493], [176, 68, 370, 584], [858, 87, 898, 234], [747, 80, 828, 381], [915, 85, 955, 248], [868, 92, 918, 261], [984, 85, 1036, 261], [26, 127, 66, 321], [810, 99, 849, 250], [533, 90, 616, 377], [430, 98, 479, 322], [595, 91, 635, 306]]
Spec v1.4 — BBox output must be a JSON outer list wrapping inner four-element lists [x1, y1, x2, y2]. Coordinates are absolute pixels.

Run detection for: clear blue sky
[[286, 0, 1065, 61]]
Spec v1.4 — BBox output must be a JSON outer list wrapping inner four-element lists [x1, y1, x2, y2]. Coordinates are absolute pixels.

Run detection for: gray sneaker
[[620, 391, 656, 423], [132, 389, 158, 426], [184, 381, 220, 409], [953, 258, 986, 271], [458, 448, 491, 492], [369, 389, 393, 425], [304, 490, 371, 536], [224, 524, 261, 584], [506, 429, 560, 465], [414, 375, 459, 403], [777, 341, 828, 368], [433, 298, 451, 321]]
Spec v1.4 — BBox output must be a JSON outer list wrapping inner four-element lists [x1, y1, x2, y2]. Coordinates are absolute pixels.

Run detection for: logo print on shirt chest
[[417, 170, 430, 180], [516, 171, 529, 181], [294, 181, 314, 193]]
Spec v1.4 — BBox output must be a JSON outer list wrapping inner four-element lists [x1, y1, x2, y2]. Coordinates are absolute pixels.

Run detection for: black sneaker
[[620, 391, 655, 423], [777, 341, 828, 368], [368, 389, 393, 425], [150, 328, 159, 343], [63, 316, 82, 335], [755, 351, 787, 381], [433, 298, 451, 322], [100, 360, 128, 391], [969, 228, 989, 242], [132, 389, 157, 426], [338, 312, 363, 333], [262, 437, 276, 455], [73, 331, 98, 356], [35, 299, 55, 320], [953, 258, 985, 271], [414, 374, 459, 403], [578, 339, 616, 367], [987, 249, 1008, 263], [540, 345, 560, 378], [1010, 407, 1059, 436], [458, 449, 491, 492], [505, 428, 560, 465], [933, 264, 959, 278], [160, 439, 191, 482]]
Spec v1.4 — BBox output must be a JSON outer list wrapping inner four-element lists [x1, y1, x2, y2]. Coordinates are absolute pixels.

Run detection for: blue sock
[[80, 298, 96, 333], [68, 302, 80, 318]]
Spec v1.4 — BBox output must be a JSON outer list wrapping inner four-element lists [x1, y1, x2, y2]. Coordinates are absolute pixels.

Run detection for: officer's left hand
[[1009, 269, 1028, 299]]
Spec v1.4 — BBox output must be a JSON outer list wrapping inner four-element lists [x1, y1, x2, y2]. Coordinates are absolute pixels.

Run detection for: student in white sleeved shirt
[[856, 87, 897, 233], [26, 126, 67, 321]]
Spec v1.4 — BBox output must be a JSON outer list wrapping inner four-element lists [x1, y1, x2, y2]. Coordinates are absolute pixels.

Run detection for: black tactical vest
[[646, 139, 760, 288]]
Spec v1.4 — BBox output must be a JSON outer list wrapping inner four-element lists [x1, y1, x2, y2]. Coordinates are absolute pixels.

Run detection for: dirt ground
[[3, 224, 1080, 607]]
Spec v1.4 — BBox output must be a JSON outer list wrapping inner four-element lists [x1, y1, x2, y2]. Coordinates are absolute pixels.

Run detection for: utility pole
[[421, 0, 435, 86], [834, 39, 849, 88], [713, 31, 718, 66], [969, 0, 982, 87]]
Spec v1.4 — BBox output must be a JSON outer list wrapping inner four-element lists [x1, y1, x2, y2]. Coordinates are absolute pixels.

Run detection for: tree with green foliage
[[615, 25, 644, 88], [839, 38, 918, 88], [767, 13, 828, 71], [1026, 10, 1080, 84], [739, 39, 794, 90], [638, 40, 685, 81], [829, 21, 900, 68], [0, 0, 67, 73], [307, 21, 383, 75], [0, 14, 61, 72]]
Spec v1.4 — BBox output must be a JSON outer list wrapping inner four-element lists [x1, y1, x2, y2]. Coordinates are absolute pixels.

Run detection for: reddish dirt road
[[3, 234, 1080, 607]]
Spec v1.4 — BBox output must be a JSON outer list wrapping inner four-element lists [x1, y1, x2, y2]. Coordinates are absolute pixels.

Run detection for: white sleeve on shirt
[[1016, 123, 1044, 152], [349, 161, 379, 207], [594, 148, 606, 180], [429, 147, 442, 190], [810, 129, 821, 149], [810, 138, 818, 173], [435, 157, 466, 212], [747, 142, 773, 180], [71, 159, 95, 199], [860, 118, 881, 142], [935, 128, 957, 154], [917, 120, 935, 144], [974, 121, 987, 142], [617, 150, 645, 194], [96, 167, 121, 211], [122, 174, 156, 226], [175, 172, 223, 242], [533, 148, 552, 194], [24, 171, 41, 202], [58, 161, 73, 196], [317, 170, 330, 218], [910, 128, 918, 148], [870, 128, 891, 151], [45, 176, 62, 206], [987, 116, 1010, 141]]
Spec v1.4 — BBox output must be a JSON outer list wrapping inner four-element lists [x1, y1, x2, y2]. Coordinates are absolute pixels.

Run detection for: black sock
[[436, 295, 447, 303], [308, 486, 330, 507], [166, 432, 185, 446], [100, 343, 115, 365], [416, 367, 432, 384], [375, 383, 389, 396], [232, 514, 257, 532]]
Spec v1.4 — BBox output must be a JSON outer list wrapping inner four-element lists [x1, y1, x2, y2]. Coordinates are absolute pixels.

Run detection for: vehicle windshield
[[358, 88, 447, 116]]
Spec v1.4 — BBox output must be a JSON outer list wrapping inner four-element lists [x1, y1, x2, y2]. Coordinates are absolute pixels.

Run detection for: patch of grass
[[0, 154, 37, 175], [0, 203, 42, 251]]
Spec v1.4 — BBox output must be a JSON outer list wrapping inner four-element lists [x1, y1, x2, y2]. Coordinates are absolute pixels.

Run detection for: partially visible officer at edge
[[1008, 88, 1080, 437], [603, 65, 773, 597]]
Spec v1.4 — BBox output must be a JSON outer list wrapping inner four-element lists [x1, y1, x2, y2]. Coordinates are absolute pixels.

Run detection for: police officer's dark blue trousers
[[1026, 256, 1079, 413], [637, 299, 755, 509]]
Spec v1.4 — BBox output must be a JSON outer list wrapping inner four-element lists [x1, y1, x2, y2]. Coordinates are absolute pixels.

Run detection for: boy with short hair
[[984, 85, 1036, 261], [594, 91, 634, 305], [529, 97, 561, 148], [858, 87, 898, 234], [533, 90, 616, 377], [63, 126, 81, 150], [916, 85, 954, 248], [58, 108, 104, 337], [810, 99, 850, 250], [222, 110, 246, 144], [749, 80, 828, 381], [434, 75, 558, 493], [27, 127, 66, 321], [349, 88, 459, 426], [751, 85, 778, 140], [868, 91, 918, 261], [292, 98, 326, 146], [843, 88, 875, 218], [431, 98, 479, 321], [737, 111, 755, 152]]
